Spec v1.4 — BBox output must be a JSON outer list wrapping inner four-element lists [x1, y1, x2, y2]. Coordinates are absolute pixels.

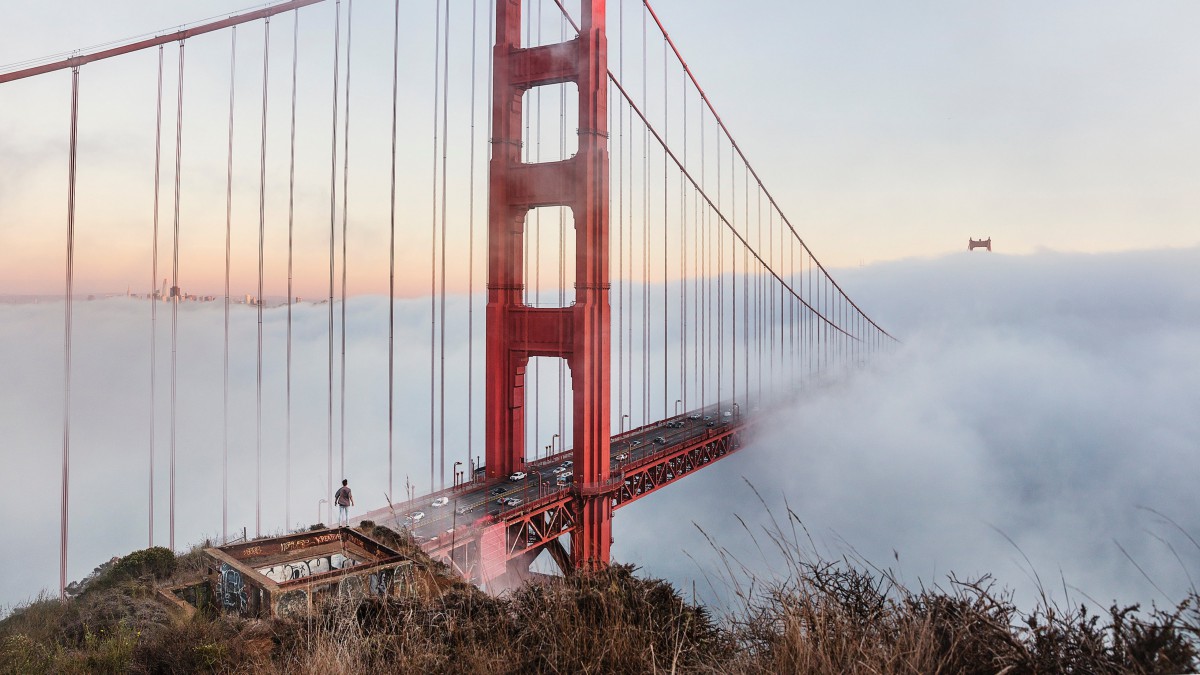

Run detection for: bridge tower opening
[[485, 0, 612, 573]]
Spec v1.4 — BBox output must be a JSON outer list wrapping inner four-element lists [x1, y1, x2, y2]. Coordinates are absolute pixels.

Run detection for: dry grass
[[1, 521, 1197, 674]]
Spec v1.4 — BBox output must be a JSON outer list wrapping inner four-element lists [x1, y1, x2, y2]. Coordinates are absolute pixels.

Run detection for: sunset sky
[[2, 0, 1197, 297]]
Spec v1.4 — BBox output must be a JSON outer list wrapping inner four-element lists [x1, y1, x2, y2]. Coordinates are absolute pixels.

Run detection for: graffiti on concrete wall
[[218, 563, 249, 612], [258, 553, 361, 583]]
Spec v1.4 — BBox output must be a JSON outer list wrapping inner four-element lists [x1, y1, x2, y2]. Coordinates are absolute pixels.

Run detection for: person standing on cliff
[[334, 479, 354, 527]]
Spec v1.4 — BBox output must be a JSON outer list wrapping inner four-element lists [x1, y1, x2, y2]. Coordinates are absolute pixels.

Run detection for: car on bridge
[[431, 496, 449, 507], [654, 436, 666, 444], [688, 413, 701, 420], [503, 497, 524, 507], [614, 452, 629, 461], [509, 471, 527, 481], [552, 466, 568, 475], [456, 505, 472, 515], [630, 439, 643, 448], [408, 511, 425, 523], [556, 474, 572, 485], [489, 487, 506, 496]]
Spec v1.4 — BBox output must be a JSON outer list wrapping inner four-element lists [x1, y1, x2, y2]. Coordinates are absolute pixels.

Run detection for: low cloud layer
[[614, 246, 1200, 610], [3, 246, 1197, 613]]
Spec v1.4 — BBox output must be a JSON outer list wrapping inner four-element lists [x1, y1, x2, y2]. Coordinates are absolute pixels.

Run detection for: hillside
[[1, 524, 1196, 674]]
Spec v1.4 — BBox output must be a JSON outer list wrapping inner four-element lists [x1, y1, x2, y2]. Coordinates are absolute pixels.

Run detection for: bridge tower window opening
[[522, 206, 577, 308], [522, 82, 579, 163], [524, 356, 574, 463]]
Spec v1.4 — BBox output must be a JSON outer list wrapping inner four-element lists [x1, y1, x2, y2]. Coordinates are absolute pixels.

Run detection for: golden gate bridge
[[0, 0, 895, 596]]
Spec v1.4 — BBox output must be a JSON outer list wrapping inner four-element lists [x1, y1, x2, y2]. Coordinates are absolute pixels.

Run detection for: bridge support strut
[[486, 0, 611, 571]]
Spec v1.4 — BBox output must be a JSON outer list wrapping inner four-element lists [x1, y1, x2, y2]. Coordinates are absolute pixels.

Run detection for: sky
[[2, 246, 1197, 616], [1, 0, 1197, 616], [2, 0, 1198, 297]]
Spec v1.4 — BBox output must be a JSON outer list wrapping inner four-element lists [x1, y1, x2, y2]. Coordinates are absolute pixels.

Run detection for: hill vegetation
[[1, 524, 1196, 674]]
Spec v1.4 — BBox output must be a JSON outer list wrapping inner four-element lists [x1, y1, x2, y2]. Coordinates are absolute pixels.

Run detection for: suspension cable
[[638, 0, 892, 341], [222, 29, 236, 542], [326, 0, 341, 525], [551, 0, 890, 345], [255, 17, 270, 538], [607, 74, 854, 339], [339, 0, 353, 484], [429, 0, 441, 493], [285, 9, 300, 530], [388, 0, 399, 499], [466, 0, 477, 483], [662, 33, 668, 419], [149, 45, 163, 549], [438, 0, 450, 488], [168, 40, 185, 552], [60, 65, 80, 600]]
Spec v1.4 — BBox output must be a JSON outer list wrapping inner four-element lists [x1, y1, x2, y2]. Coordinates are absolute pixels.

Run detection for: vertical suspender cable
[[681, 70, 691, 413], [716, 133, 722, 407], [439, 0, 451, 488], [435, 0, 458, 471], [388, 0, 400, 499], [285, 11, 299, 530], [339, 0, 353, 482], [641, 3, 648, 425], [619, 0, 628, 429], [60, 65, 80, 600], [730, 140, 736, 409], [532, 2, 540, 461], [255, 18, 271, 538], [662, 35, 668, 419], [149, 46, 163, 548], [467, 0, 477, 480], [559, 8, 566, 447], [169, 41, 185, 552], [430, 0, 442, 492], [222, 30, 236, 542], [327, 0, 341, 525]]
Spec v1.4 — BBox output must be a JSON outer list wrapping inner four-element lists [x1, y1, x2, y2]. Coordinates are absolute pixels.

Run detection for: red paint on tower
[[486, 0, 611, 573]]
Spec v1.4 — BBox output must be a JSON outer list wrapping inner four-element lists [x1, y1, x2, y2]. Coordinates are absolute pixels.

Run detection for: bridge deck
[[355, 403, 750, 572]]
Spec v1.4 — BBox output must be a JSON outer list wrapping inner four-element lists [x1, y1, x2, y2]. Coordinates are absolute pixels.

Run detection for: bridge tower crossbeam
[[485, 0, 611, 574]]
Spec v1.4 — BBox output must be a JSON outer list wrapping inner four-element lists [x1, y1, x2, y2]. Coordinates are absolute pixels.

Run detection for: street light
[[453, 461, 463, 487], [550, 433, 560, 456], [317, 498, 327, 527], [620, 413, 630, 435], [733, 402, 741, 417], [675, 399, 682, 416]]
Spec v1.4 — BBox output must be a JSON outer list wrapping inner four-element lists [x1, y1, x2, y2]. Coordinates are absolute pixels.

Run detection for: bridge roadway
[[356, 403, 750, 578]]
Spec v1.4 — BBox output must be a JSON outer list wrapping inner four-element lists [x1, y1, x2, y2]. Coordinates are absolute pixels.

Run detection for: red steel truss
[[486, 0, 611, 573], [418, 420, 749, 583]]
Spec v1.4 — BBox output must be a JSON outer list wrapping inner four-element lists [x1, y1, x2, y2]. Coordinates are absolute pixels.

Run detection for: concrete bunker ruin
[[193, 527, 416, 618]]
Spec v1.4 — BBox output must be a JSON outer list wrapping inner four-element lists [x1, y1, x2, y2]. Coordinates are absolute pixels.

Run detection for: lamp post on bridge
[[620, 414, 630, 436], [733, 402, 740, 418], [675, 399, 682, 417], [453, 461, 463, 488], [317, 499, 327, 528], [551, 433, 560, 457]]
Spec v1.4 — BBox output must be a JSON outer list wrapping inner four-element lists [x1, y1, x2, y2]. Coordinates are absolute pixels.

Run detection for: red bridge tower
[[485, 0, 612, 572]]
